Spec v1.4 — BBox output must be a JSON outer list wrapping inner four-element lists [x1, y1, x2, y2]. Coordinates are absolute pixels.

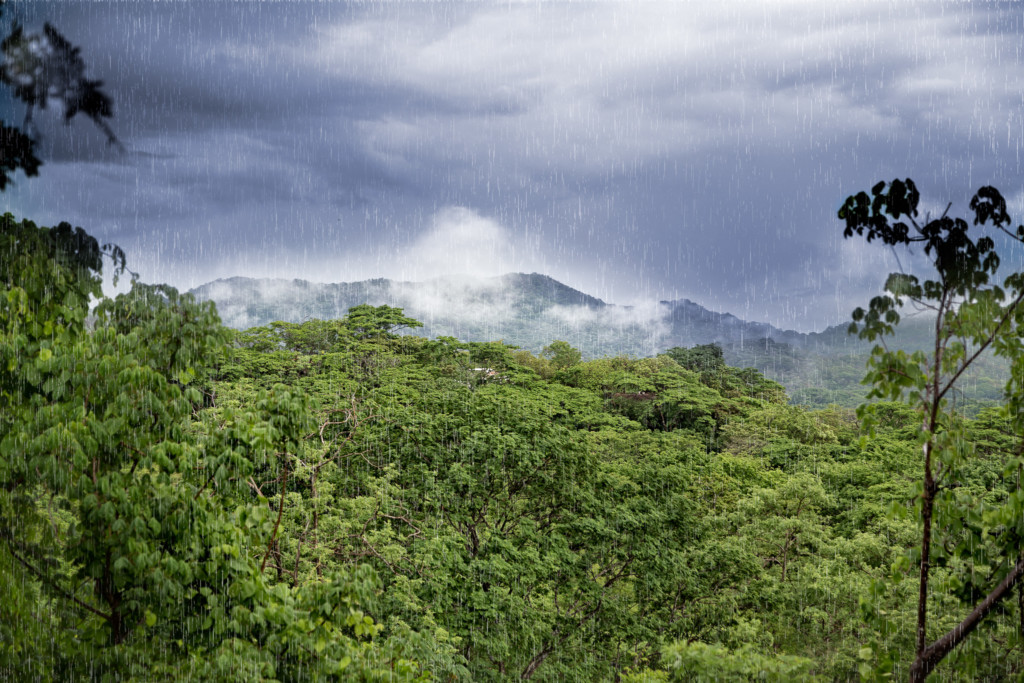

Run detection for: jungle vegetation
[[4, 182, 1024, 681], [4, 0, 1024, 677]]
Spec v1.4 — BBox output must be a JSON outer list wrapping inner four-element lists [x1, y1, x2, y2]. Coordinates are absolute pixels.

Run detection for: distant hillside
[[194, 273, 667, 358], [191, 273, 1006, 411], [719, 316, 1009, 414], [658, 298, 870, 354], [191, 273, 853, 358]]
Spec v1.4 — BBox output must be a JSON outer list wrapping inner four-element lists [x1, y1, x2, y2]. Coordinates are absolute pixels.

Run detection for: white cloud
[[387, 206, 542, 281], [13, 1, 1024, 337], [391, 276, 517, 331], [311, 2, 1017, 174], [836, 233, 903, 285], [1008, 190, 1024, 224]]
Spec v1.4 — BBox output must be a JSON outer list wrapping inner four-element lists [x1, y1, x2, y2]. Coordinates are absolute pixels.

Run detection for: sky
[[2, 0, 1024, 332]]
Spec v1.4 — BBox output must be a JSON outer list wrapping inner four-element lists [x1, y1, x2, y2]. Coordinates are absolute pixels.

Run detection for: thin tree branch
[[936, 288, 1024, 404], [910, 555, 1024, 682], [4, 541, 111, 621], [261, 454, 290, 573]]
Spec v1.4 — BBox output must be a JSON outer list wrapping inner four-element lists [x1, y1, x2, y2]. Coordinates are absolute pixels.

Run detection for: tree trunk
[[915, 439, 935, 660]]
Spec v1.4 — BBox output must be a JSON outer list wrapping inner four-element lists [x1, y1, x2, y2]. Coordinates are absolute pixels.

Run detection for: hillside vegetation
[[5, 214, 1024, 680], [193, 277, 1011, 414]]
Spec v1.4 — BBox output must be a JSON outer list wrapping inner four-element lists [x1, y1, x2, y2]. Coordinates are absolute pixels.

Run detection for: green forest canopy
[[4, 180, 1024, 680], [3, 1, 1020, 676]]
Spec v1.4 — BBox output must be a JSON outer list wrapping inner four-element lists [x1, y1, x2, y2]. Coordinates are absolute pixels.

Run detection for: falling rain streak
[[3, 1, 1024, 680]]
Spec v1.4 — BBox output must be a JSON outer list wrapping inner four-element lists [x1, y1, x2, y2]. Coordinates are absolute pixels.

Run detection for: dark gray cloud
[[2, 1, 1023, 331]]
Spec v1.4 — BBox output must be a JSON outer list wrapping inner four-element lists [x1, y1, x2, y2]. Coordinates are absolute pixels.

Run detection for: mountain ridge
[[189, 272, 861, 357], [191, 272, 1008, 411]]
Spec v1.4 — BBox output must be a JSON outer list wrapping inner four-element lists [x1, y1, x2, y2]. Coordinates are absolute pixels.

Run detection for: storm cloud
[[2, 1, 1022, 331]]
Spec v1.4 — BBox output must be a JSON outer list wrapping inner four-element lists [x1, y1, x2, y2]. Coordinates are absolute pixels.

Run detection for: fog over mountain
[[190, 272, 866, 360], [194, 270, 1002, 411], [6, 3, 1024, 334]]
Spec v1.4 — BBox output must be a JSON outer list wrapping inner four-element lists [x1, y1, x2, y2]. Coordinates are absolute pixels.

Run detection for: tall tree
[[840, 179, 1024, 680], [542, 340, 582, 370], [1, 215, 452, 679]]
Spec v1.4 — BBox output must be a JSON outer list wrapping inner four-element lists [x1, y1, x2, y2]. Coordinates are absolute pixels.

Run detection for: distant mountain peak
[[190, 272, 860, 357], [497, 272, 606, 308]]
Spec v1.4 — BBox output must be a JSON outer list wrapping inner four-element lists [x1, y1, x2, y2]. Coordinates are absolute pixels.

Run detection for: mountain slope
[[192, 273, 660, 356], [191, 273, 845, 357], [191, 272, 1004, 411]]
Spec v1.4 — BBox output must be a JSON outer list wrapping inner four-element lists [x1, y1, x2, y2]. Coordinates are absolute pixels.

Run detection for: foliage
[[665, 343, 726, 374], [665, 344, 789, 404], [0, 1, 41, 189], [841, 179, 1024, 680], [541, 339, 582, 370], [0, 0, 120, 185], [233, 305, 422, 356], [7, 184, 1024, 679], [0, 119, 40, 190], [0, 216, 454, 680], [213, 302, 1024, 679], [658, 641, 816, 682], [0, 19, 122, 148]]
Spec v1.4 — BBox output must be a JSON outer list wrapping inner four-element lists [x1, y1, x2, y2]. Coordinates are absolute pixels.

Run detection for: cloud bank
[[3, 1, 1023, 331]]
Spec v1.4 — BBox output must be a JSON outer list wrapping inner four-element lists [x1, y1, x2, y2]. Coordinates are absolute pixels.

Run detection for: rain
[[3, 1, 1024, 680], [0, 1, 1019, 332]]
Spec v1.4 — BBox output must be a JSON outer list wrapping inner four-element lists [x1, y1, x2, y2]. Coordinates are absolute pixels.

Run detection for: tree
[[0, 1, 120, 188], [1, 19, 122, 148], [840, 179, 1024, 680], [1, 214, 453, 679], [0, 2, 40, 189], [542, 340, 582, 370], [665, 343, 726, 374], [342, 304, 423, 340], [0, 120, 39, 190]]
